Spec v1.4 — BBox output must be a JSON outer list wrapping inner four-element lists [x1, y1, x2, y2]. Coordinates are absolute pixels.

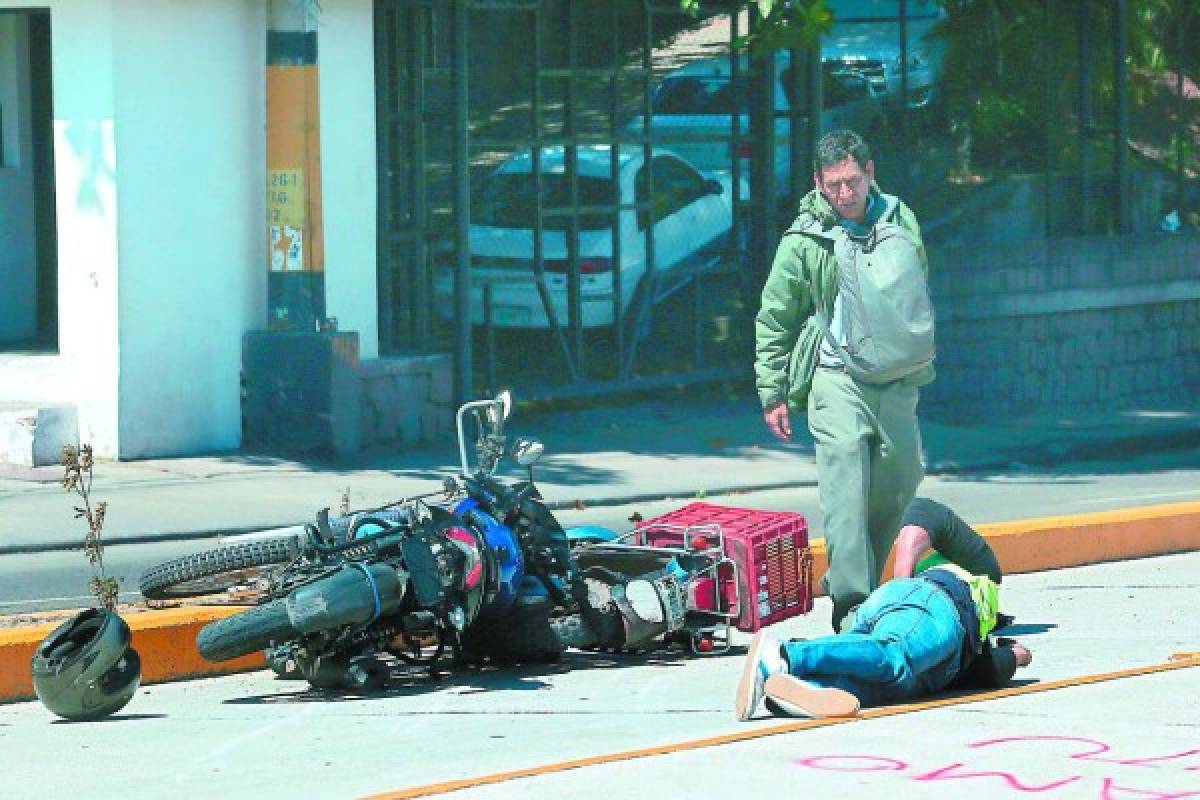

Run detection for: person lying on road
[[735, 497, 1032, 721]]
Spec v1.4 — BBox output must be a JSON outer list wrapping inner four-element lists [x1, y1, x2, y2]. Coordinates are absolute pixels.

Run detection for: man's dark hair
[[814, 129, 872, 174]]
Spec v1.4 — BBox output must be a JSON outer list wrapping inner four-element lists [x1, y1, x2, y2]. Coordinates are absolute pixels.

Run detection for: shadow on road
[[221, 647, 715, 706]]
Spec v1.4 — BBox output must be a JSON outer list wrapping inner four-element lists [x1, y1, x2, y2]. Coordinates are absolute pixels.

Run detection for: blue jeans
[[780, 577, 966, 707]]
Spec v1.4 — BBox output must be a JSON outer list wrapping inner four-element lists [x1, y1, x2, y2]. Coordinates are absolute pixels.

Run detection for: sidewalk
[[1, 395, 1199, 553]]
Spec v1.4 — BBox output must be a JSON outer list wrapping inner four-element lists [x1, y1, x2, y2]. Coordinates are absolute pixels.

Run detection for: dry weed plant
[[62, 444, 119, 610]]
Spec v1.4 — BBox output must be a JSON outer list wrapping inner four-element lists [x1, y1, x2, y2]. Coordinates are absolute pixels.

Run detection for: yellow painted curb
[[2, 501, 1197, 706], [804, 500, 1200, 598], [975, 501, 1200, 573], [0, 606, 264, 704]]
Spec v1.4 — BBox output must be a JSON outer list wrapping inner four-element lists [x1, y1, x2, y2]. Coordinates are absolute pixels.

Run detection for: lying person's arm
[[893, 523, 932, 579], [954, 639, 1032, 688], [894, 497, 1002, 582]]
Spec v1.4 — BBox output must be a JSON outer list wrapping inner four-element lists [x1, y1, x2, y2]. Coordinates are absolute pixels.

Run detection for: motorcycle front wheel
[[196, 599, 295, 662], [139, 538, 298, 600]]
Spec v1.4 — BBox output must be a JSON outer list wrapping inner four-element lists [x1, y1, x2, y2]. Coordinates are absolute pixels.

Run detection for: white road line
[[0, 591, 141, 611], [1073, 490, 1200, 505]]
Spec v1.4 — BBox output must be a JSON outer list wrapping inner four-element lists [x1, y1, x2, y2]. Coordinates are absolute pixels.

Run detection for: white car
[[624, 53, 885, 199], [433, 145, 740, 329], [823, 0, 947, 113]]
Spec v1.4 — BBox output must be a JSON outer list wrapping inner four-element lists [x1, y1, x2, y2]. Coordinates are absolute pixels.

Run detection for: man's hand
[[764, 403, 792, 442], [1010, 642, 1032, 668]]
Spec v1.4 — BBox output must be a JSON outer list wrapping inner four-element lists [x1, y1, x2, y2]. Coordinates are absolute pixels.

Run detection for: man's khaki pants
[[807, 367, 924, 632]]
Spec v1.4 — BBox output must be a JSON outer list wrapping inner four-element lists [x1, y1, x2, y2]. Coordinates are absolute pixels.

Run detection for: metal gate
[[374, 1, 1185, 404], [374, 1, 823, 404]]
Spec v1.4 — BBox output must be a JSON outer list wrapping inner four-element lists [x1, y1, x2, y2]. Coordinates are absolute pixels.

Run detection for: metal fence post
[[1114, 0, 1129, 233], [1078, 0, 1092, 234], [1044, 0, 1053, 235], [452, 0, 472, 405]]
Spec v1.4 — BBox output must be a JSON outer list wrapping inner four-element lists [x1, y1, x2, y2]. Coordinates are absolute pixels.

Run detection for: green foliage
[[971, 93, 1027, 145], [682, 0, 834, 54], [1131, 0, 1196, 74], [681, 0, 1199, 176], [935, 0, 1199, 173], [62, 444, 118, 610]]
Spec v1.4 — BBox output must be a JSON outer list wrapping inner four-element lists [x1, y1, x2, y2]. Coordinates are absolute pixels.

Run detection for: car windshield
[[473, 173, 617, 230], [651, 75, 749, 115]]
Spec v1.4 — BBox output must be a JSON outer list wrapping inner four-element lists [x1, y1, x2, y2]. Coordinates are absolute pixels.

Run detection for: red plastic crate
[[635, 502, 813, 632]]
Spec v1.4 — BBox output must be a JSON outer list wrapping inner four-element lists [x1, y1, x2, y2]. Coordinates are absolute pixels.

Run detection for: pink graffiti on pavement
[[792, 755, 907, 773], [792, 733, 1200, 798], [913, 762, 1082, 792], [971, 736, 1200, 769]]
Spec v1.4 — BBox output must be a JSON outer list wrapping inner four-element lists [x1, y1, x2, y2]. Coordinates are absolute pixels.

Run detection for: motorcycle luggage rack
[[582, 521, 742, 655]]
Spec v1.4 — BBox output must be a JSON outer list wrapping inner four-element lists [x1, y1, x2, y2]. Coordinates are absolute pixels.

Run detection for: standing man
[[754, 129, 934, 632]]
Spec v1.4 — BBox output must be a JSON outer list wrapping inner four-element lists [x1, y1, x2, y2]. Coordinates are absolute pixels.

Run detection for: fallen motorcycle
[[140, 391, 589, 689], [140, 394, 815, 688]]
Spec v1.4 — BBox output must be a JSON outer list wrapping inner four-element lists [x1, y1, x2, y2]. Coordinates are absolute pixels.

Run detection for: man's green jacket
[[754, 186, 935, 412]]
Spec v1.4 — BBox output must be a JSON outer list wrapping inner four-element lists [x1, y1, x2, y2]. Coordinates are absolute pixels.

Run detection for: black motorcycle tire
[[549, 613, 598, 650], [462, 615, 564, 665], [505, 615, 565, 664], [139, 539, 298, 600], [196, 599, 296, 662]]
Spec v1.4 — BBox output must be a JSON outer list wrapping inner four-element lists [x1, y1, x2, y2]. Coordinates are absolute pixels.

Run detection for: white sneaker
[[734, 630, 786, 721], [764, 674, 859, 718]]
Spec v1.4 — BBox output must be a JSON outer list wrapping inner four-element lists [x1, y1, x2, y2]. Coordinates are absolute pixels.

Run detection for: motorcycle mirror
[[512, 437, 544, 467]]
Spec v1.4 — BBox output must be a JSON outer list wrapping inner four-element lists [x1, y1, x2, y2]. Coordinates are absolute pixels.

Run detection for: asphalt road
[[4, 453, 1200, 613]]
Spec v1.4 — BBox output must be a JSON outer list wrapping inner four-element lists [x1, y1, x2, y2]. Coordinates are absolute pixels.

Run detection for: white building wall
[[110, 0, 265, 458], [0, 13, 38, 342], [0, 0, 380, 459], [38, 0, 121, 454], [319, 0, 379, 360]]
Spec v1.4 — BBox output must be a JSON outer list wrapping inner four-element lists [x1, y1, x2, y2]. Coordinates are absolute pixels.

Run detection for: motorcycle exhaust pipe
[[286, 563, 408, 635]]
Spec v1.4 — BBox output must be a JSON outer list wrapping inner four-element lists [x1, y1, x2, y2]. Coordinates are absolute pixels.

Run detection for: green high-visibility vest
[[915, 556, 1000, 640]]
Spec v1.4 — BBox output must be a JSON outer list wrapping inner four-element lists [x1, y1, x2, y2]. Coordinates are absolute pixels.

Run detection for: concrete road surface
[[1, 552, 1197, 800]]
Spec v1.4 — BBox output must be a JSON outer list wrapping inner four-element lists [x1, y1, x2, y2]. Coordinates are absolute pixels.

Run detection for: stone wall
[[921, 232, 1200, 422], [242, 334, 453, 458], [358, 353, 455, 450]]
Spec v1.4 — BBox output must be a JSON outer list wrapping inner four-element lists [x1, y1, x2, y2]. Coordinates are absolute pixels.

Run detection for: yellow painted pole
[[265, 4, 325, 330]]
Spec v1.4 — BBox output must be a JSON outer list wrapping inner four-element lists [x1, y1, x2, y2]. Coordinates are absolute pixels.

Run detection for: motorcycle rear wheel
[[462, 615, 564, 665], [549, 613, 598, 650], [197, 599, 295, 662], [139, 538, 298, 600]]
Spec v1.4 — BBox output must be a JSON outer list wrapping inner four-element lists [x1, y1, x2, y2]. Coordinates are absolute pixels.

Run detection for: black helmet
[[31, 608, 142, 721]]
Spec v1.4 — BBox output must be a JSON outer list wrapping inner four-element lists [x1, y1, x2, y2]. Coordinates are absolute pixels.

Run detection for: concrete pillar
[[266, 0, 326, 331]]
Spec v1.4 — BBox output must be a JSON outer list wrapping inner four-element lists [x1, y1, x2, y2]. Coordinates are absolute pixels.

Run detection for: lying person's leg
[[781, 579, 950, 689], [769, 579, 968, 717], [764, 673, 863, 718], [735, 629, 859, 720]]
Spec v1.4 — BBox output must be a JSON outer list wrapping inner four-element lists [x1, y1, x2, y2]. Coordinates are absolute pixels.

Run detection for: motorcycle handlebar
[[454, 392, 513, 477]]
